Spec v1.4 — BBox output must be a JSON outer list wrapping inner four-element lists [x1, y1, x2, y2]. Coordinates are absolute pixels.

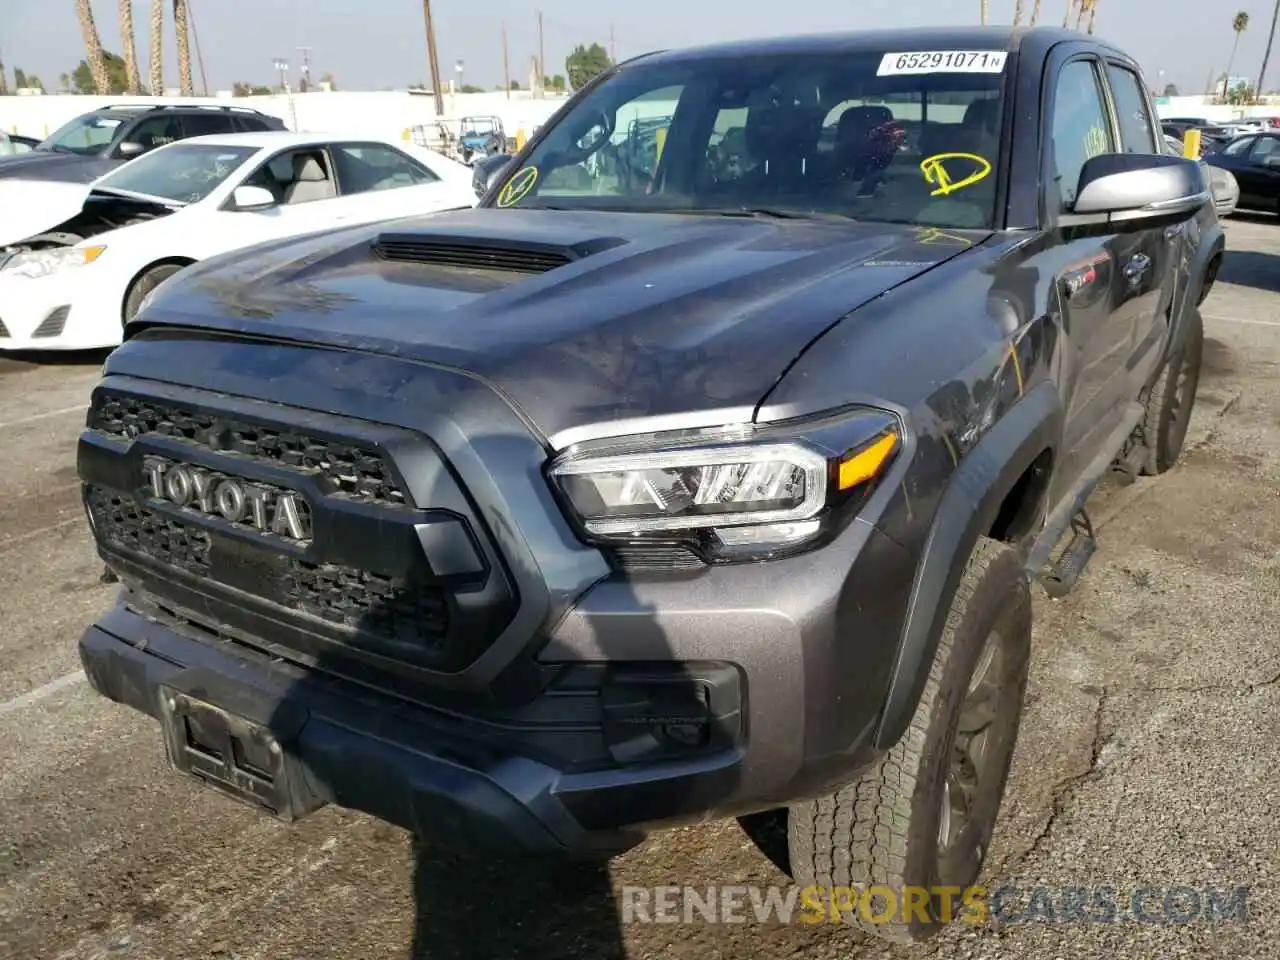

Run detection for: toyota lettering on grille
[[142, 455, 312, 543]]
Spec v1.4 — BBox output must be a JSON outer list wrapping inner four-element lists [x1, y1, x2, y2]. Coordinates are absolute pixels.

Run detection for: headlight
[[548, 409, 902, 561], [0, 245, 106, 280]]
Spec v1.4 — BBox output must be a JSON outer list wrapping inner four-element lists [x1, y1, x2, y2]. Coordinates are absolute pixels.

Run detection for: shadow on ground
[[0, 348, 111, 374], [1217, 249, 1280, 294], [409, 846, 624, 958]]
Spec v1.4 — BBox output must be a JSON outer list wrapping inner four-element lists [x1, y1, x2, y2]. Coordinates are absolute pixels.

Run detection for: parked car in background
[[1166, 133, 1239, 217], [0, 103, 285, 184], [1204, 131, 1280, 214], [0, 132, 39, 156], [0, 132, 475, 350]]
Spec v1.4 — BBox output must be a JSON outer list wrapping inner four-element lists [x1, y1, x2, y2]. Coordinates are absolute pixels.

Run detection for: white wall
[[0, 90, 570, 142], [1155, 95, 1280, 122]]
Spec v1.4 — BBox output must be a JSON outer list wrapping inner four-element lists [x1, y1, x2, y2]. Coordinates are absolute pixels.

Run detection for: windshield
[[486, 48, 1010, 229], [38, 113, 129, 155], [96, 142, 259, 204]]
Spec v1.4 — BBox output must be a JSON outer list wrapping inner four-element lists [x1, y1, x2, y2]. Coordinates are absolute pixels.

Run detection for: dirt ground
[[1, 215, 1278, 960]]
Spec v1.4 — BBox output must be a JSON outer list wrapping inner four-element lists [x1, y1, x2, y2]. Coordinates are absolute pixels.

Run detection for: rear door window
[[181, 113, 238, 137], [1105, 64, 1157, 153]]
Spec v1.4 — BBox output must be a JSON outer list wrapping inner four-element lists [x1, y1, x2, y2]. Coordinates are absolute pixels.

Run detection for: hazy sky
[[3, 0, 1278, 96]]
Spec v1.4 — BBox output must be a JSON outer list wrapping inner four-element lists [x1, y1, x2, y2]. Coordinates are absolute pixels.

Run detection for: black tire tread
[[787, 537, 1028, 943]]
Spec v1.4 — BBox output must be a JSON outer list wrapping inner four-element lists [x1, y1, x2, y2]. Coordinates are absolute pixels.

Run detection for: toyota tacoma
[[77, 26, 1220, 942]]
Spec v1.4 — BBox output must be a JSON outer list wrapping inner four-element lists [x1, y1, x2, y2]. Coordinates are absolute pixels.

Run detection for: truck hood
[[0, 150, 99, 182], [139, 207, 988, 443], [0, 179, 92, 247]]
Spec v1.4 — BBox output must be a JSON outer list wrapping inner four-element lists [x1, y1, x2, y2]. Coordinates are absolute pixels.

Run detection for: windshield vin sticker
[[877, 51, 1008, 75]]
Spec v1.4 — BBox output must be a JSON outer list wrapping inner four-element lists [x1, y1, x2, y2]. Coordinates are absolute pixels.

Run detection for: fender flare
[[1169, 222, 1224, 357], [872, 380, 1063, 751]]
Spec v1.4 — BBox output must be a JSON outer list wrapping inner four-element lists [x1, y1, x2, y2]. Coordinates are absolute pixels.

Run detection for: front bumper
[[77, 336, 919, 852], [0, 266, 121, 350]]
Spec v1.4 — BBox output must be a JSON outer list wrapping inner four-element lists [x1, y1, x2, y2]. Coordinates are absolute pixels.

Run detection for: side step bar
[[1024, 401, 1145, 597]]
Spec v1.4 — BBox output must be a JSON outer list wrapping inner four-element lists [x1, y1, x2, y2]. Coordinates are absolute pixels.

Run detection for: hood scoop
[[372, 230, 627, 275]]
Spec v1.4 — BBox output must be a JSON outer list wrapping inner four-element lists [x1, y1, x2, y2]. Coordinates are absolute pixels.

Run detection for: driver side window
[[538, 85, 684, 197], [1049, 59, 1115, 211]]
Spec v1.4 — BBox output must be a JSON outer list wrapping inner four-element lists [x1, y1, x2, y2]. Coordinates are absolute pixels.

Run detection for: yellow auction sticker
[[497, 166, 538, 207], [920, 153, 992, 197]]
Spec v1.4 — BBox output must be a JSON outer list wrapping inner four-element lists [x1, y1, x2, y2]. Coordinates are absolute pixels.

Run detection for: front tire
[[784, 537, 1031, 943], [1140, 308, 1204, 476], [123, 263, 188, 326]]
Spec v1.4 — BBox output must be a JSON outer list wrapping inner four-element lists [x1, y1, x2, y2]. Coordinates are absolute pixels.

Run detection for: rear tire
[[1140, 308, 1204, 476], [123, 263, 188, 325], [783, 537, 1031, 943]]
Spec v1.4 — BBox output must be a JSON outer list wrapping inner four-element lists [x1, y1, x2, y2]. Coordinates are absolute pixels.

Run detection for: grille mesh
[[88, 488, 452, 653], [90, 392, 407, 507]]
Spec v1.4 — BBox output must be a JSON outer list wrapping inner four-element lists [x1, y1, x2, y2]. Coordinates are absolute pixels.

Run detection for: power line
[[186, 0, 209, 95]]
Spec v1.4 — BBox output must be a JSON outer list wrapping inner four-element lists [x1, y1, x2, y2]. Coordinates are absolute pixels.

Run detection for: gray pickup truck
[[76, 26, 1221, 942]]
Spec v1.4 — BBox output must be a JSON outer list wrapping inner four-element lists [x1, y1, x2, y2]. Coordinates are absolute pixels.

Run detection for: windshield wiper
[[683, 207, 856, 222]]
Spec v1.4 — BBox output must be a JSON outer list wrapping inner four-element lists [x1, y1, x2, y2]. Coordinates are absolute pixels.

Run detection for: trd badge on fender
[[142, 455, 312, 543]]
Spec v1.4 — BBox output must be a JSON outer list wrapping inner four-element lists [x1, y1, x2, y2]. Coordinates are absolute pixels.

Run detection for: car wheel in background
[[123, 263, 189, 326]]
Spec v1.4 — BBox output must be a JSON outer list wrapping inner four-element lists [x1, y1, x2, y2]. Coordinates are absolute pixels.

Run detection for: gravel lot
[[1, 216, 1278, 960]]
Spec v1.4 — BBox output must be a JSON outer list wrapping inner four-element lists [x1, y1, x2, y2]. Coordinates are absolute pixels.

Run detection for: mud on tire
[[783, 536, 1031, 943]]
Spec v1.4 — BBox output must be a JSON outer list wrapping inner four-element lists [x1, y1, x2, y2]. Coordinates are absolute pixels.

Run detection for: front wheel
[[1140, 308, 1204, 476], [783, 537, 1031, 943], [123, 263, 189, 326]]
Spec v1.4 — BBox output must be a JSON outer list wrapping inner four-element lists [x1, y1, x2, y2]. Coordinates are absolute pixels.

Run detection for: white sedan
[[0, 131, 477, 350]]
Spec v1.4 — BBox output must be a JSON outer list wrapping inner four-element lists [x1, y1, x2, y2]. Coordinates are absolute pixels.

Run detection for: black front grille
[[89, 488, 452, 654], [90, 392, 407, 507], [91, 487, 212, 573], [32, 305, 70, 338]]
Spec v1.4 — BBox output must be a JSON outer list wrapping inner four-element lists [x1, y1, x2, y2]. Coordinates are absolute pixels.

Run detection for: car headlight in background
[[548, 408, 903, 562], [0, 245, 106, 280]]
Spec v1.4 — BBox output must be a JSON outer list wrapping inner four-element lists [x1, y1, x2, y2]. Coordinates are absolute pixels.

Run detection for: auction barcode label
[[877, 51, 1009, 75]]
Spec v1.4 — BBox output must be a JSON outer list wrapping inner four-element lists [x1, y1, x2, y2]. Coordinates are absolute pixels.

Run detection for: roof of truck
[[622, 25, 1087, 66]]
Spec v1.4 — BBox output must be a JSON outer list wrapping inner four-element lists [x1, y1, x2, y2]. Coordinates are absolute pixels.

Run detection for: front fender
[[873, 379, 1062, 751], [1170, 214, 1224, 356]]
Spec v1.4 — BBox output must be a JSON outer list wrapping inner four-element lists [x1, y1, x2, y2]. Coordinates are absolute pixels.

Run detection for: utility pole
[[537, 9, 545, 97], [297, 45, 312, 93], [610, 23, 616, 61], [501, 20, 511, 99], [422, 0, 444, 116], [188, 0, 209, 95], [1258, 0, 1280, 101]]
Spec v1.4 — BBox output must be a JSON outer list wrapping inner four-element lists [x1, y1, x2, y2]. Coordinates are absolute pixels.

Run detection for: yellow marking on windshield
[[920, 152, 992, 197], [497, 165, 538, 207]]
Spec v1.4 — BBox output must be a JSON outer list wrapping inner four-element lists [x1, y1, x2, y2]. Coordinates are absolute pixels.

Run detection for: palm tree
[[1030, 0, 1043, 25], [981, 0, 989, 24], [1223, 11, 1250, 100], [76, 0, 111, 94], [1086, 0, 1098, 33], [1013, 0, 1025, 25], [173, 0, 194, 95], [0, 57, 8, 96], [1258, 0, 1279, 99], [148, 0, 164, 94], [118, 0, 142, 93]]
